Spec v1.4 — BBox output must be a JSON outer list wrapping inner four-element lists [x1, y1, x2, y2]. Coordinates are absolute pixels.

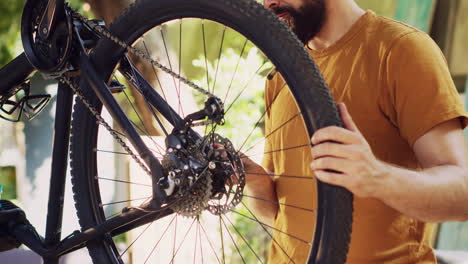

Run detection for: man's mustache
[[271, 6, 296, 16]]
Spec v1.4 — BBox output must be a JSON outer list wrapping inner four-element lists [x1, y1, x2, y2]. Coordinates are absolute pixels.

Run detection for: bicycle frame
[[0, 1, 175, 263]]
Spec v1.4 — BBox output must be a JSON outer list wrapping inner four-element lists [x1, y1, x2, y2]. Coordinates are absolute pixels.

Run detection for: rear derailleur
[[157, 97, 245, 217]]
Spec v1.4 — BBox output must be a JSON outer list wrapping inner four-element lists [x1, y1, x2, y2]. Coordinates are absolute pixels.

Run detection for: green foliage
[[0, 0, 25, 67], [0, 166, 17, 200], [67, 0, 93, 17]]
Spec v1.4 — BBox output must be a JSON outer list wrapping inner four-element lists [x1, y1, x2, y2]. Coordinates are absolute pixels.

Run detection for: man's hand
[[310, 103, 390, 198]]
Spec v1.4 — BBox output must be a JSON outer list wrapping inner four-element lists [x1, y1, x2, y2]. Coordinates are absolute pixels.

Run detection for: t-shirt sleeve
[[381, 31, 468, 146]]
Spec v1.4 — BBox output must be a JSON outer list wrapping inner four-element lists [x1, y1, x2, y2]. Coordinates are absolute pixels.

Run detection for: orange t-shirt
[[263, 11, 468, 263]]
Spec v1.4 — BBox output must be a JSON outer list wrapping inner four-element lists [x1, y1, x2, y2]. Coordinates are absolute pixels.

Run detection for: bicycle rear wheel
[[70, 0, 353, 263]]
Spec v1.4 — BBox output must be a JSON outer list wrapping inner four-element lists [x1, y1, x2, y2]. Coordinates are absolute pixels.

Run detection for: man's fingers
[[311, 156, 354, 173], [311, 126, 360, 145], [312, 142, 359, 160], [212, 143, 228, 159], [314, 169, 348, 186]]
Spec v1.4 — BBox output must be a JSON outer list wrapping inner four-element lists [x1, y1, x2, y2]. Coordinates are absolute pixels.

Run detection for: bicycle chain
[[60, 77, 151, 176], [72, 11, 217, 99]]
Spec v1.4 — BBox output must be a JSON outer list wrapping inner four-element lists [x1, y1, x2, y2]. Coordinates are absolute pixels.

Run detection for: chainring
[[21, 0, 73, 73]]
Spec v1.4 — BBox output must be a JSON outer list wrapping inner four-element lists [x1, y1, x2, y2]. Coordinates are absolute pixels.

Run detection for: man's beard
[[272, 0, 326, 44]]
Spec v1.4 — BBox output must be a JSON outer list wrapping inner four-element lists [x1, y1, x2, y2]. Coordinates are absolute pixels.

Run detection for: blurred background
[[1, 0, 468, 263]]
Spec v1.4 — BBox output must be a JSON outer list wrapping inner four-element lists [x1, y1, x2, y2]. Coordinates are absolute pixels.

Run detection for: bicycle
[[0, 0, 353, 263]]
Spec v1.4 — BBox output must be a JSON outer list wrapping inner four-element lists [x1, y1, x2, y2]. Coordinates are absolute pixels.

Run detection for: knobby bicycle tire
[[70, 0, 353, 263]]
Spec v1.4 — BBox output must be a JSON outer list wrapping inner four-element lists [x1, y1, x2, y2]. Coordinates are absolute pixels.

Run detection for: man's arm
[[311, 103, 468, 222], [242, 157, 278, 226]]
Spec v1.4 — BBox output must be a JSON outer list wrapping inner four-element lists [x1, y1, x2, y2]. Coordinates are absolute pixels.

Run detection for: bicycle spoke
[[160, 27, 184, 117], [220, 216, 247, 264], [142, 40, 181, 129], [122, 89, 166, 153], [178, 19, 182, 92], [212, 26, 227, 94], [97, 123, 128, 139], [198, 220, 204, 264], [241, 143, 312, 159], [219, 216, 226, 264], [122, 77, 161, 139], [224, 38, 248, 103], [242, 171, 316, 180], [97, 177, 152, 187], [230, 213, 293, 263], [106, 211, 123, 220], [102, 196, 152, 207], [201, 20, 210, 91], [199, 221, 222, 264], [120, 221, 154, 257], [224, 60, 268, 114], [224, 215, 264, 264], [96, 149, 136, 156], [236, 109, 267, 153], [168, 218, 197, 264], [142, 39, 170, 102], [241, 194, 315, 213], [237, 201, 302, 263], [241, 110, 301, 156], [144, 214, 177, 264], [172, 215, 178, 262], [233, 206, 309, 246], [96, 148, 163, 161], [193, 218, 199, 264], [237, 83, 288, 154]]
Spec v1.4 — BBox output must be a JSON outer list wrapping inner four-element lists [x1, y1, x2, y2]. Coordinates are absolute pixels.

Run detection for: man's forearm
[[244, 170, 278, 226], [378, 163, 468, 222]]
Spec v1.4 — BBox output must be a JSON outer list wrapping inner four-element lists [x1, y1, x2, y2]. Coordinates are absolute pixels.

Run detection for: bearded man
[[243, 0, 468, 263]]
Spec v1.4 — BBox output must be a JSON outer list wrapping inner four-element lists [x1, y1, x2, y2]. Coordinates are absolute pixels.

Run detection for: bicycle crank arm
[[37, 0, 65, 39]]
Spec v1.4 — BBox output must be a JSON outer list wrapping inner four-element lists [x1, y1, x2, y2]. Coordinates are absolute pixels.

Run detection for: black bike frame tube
[[80, 53, 166, 201], [0, 53, 35, 96], [122, 60, 185, 129], [54, 207, 172, 256], [43, 82, 74, 264]]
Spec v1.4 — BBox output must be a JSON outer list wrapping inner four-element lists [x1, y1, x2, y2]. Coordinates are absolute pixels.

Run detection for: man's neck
[[307, 0, 365, 51]]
